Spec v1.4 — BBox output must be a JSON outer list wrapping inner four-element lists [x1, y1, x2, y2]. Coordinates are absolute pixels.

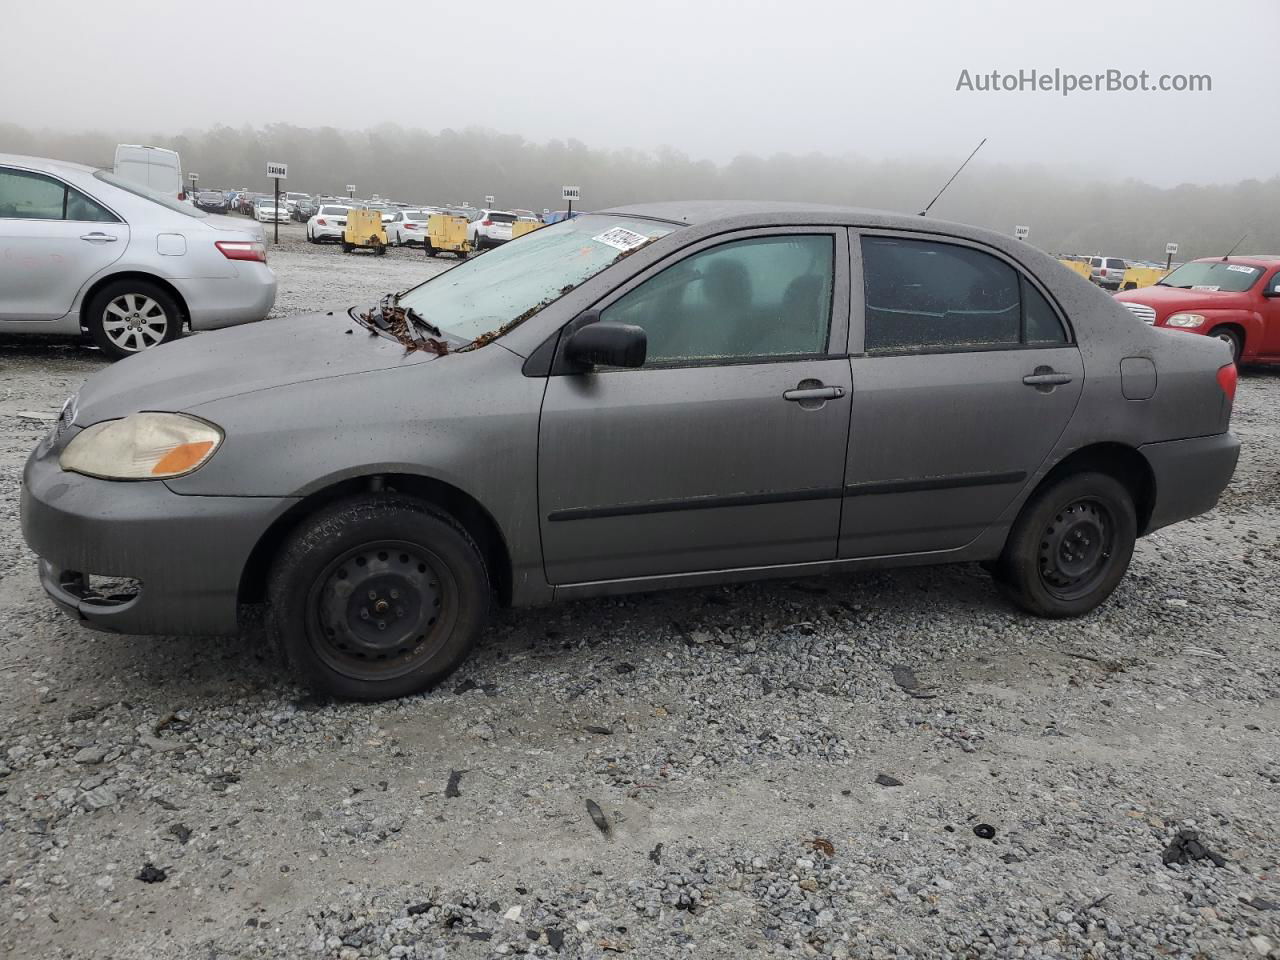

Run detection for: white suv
[[466, 209, 517, 249]]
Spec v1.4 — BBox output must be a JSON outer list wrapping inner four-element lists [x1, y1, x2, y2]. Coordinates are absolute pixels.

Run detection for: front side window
[[602, 235, 834, 365], [861, 236, 1066, 353]]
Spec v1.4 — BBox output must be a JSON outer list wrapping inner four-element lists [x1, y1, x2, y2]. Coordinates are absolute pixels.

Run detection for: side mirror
[[1265, 279, 1280, 298], [564, 321, 647, 369]]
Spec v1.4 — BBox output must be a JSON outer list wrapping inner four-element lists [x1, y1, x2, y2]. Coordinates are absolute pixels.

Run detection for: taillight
[[317, 218, 327, 226], [404, 223, 417, 229], [1216, 362, 1238, 403], [1100, 268, 1108, 277], [482, 219, 493, 226], [216, 240, 267, 263]]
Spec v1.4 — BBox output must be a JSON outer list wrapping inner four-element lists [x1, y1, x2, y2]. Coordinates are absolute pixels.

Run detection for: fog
[[4, 0, 1277, 186], [3, 0, 1278, 257]]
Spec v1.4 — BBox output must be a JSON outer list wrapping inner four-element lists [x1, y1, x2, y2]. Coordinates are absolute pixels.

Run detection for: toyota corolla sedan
[[20, 202, 1240, 701], [0, 153, 276, 359]]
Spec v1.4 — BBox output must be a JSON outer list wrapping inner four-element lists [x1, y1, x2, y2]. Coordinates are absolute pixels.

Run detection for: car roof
[[1191, 254, 1280, 266], [599, 200, 990, 234], [0, 152, 101, 176]]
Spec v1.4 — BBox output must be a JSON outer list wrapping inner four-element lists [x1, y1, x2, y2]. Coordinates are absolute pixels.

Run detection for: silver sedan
[[0, 153, 276, 359]]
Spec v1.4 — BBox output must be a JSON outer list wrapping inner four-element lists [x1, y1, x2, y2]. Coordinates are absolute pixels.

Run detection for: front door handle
[[784, 384, 846, 402], [80, 232, 118, 243]]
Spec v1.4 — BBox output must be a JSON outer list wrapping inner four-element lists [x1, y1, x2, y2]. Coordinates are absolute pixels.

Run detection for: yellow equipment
[[1057, 259, 1092, 281], [1119, 266, 1166, 290], [424, 213, 471, 259], [511, 219, 543, 240], [342, 208, 387, 256]]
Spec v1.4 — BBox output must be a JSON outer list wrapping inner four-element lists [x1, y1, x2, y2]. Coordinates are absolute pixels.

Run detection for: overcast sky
[[4, 0, 1276, 187]]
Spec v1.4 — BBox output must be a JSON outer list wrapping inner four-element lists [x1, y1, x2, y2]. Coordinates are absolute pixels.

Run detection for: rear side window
[[0, 168, 117, 222], [603, 234, 834, 365], [861, 236, 1067, 353]]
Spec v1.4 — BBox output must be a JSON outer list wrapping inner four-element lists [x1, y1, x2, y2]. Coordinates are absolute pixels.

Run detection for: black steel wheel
[[267, 495, 489, 700], [996, 471, 1136, 618]]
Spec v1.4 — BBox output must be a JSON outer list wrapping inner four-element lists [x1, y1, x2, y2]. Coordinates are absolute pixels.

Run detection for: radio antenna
[[1221, 233, 1248, 261], [919, 138, 987, 217]]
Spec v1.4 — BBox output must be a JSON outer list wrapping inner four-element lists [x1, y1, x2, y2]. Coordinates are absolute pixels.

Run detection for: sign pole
[[273, 177, 280, 245], [567, 197, 572, 221]]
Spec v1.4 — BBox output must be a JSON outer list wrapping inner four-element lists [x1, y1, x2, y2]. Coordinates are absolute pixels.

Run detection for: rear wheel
[[1210, 327, 1242, 364], [85, 279, 182, 360], [267, 495, 490, 701], [996, 471, 1136, 618], [342, 241, 353, 253]]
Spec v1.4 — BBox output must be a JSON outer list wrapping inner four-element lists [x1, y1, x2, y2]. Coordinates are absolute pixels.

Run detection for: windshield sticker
[[593, 227, 651, 252], [1226, 264, 1258, 274], [1191, 284, 1220, 292]]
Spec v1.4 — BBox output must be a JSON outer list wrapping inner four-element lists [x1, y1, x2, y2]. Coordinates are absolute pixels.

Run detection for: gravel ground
[[0, 234, 1277, 960]]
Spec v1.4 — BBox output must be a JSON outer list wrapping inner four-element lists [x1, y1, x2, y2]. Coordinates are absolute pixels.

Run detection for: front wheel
[[267, 495, 490, 701], [996, 471, 1137, 618], [1210, 327, 1242, 364], [85, 279, 182, 360]]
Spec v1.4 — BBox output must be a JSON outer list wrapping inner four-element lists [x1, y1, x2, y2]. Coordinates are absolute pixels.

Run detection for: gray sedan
[[20, 202, 1240, 700], [0, 153, 276, 359]]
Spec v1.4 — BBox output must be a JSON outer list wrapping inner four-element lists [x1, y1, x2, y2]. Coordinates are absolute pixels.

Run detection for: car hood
[[71, 312, 440, 423], [1115, 285, 1253, 311]]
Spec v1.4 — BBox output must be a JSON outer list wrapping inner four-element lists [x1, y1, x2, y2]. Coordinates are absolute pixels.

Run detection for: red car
[[1115, 255, 1280, 364]]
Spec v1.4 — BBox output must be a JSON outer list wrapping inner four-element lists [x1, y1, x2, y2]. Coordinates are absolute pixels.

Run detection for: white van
[[113, 144, 184, 200]]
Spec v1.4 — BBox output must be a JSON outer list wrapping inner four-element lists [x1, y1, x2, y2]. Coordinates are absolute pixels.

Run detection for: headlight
[[1166, 313, 1206, 328], [59, 412, 223, 480]]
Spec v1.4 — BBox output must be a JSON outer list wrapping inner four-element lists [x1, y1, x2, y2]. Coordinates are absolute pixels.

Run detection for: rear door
[[539, 227, 852, 584], [0, 166, 127, 322], [840, 231, 1083, 558]]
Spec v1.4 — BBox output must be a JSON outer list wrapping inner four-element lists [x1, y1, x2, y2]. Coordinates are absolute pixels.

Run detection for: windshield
[[1160, 260, 1262, 292], [397, 215, 677, 342], [93, 170, 208, 218]]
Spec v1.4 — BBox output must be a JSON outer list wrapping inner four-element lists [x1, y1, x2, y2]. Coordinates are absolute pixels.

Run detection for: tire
[[375, 243, 387, 257], [424, 242, 437, 258], [266, 494, 490, 701], [1210, 327, 1242, 364], [342, 241, 353, 253], [996, 471, 1137, 618], [85, 279, 182, 360]]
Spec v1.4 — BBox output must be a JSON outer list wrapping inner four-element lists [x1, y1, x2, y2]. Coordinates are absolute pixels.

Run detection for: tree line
[[2, 122, 1276, 261]]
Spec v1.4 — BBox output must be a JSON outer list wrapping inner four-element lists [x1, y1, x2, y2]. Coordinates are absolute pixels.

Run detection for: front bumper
[[1140, 432, 1240, 533], [20, 446, 296, 635], [176, 266, 277, 330]]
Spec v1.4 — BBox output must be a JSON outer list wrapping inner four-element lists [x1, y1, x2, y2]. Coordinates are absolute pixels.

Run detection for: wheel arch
[[1032, 442, 1156, 535], [79, 271, 191, 333], [1204, 320, 1248, 355], [238, 473, 515, 608]]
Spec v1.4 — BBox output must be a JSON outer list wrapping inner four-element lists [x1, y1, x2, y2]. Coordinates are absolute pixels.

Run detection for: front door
[[840, 232, 1084, 558], [539, 229, 853, 585], [0, 166, 126, 321]]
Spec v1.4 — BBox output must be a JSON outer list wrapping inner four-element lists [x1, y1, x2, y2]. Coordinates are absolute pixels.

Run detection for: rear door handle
[[784, 385, 845, 402], [80, 232, 118, 243], [1022, 370, 1073, 387]]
